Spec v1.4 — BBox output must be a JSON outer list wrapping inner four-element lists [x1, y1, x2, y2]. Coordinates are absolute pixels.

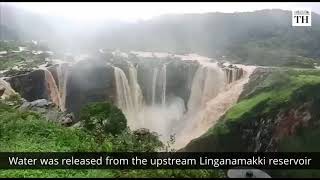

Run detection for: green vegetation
[[225, 70, 320, 121], [0, 100, 223, 178], [80, 102, 127, 136], [0, 52, 48, 72], [0, 41, 51, 73], [0, 41, 19, 52], [225, 92, 271, 120]]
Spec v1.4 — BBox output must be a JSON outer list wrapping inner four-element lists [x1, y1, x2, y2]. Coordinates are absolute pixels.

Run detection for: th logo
[[292, 9, 312, 26]]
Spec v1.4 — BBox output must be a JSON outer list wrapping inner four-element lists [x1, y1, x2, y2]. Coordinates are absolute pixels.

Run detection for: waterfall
[[109, 56, 253, 147], [187, 63, 226, 113], [41, 68, 61, 109], [56, 63, 69, 112], [151, 67, 159, 106], [128, 62, 144, 115], [112, 62, 185, 141], [160, 63, 167, 108], [174, 64, 256, 149], [150, 63, 167, 107], [114, 66, 137, 127]]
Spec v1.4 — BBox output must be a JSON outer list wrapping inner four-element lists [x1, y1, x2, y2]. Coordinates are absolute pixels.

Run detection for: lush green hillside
[[0, 99, 224, 178]]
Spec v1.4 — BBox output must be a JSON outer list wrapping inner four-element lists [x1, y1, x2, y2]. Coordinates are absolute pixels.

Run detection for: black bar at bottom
[[0, 152, 319, 169]]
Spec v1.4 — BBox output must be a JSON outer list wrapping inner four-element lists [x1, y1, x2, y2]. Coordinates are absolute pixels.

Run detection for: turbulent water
[[186, 63, 226, 114], [128, 63, 144, 116], [174, 64, 256, 149], [40, 64, 69, 112], [113, 63, 146, 129], [160, 63, 167, 108], [114, 66, 136, 126], [111, 57, 254, 147]]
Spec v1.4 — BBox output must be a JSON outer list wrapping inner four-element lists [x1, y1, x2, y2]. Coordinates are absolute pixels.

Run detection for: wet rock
[[3, 68, 34, 77], [65, 59, 115, 118], [19, 99, 76, 126], [7, 69, 49, 102], [43, 109, 61, 120], [59, 113, 75, 127], [0, 87, 5, 97], [133, 128, 151, 137], [20, 99, 53, 110], [133, 128, 159, 141], [30, 99, 52, 107]]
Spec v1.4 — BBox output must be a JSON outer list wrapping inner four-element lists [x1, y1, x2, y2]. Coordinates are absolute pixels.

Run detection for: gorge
[[1, 4, 320, 178], [3, 50, 250, 148]]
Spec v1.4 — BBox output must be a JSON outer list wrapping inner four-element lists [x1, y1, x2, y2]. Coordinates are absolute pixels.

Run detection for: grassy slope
[[0, 102, 114, 178], [225, 70, 320, 120], [0, 102, 224, 178]]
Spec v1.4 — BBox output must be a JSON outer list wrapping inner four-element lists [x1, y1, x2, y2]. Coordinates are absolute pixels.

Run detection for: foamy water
[[174, 65, 256, 149]]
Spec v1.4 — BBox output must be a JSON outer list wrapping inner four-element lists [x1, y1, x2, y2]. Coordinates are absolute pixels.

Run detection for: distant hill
[[99, 9, 320, 67], [1, 4, 320, 67]]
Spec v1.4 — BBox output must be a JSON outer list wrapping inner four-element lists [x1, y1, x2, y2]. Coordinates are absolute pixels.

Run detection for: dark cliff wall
[[65, 59, 115, 118], [7, 69, 48, 101], [166, 60, 199, 109]]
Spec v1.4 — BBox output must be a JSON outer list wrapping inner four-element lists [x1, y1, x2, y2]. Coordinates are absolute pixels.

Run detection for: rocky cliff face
[[6, 54, 201, 120], [166, 60, 199, 109], [65, 59, 116, 117], [7, 70, 49, 101]]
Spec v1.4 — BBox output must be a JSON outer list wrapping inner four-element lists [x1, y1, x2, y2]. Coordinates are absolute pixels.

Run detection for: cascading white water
[[41, 68, 61, 109], [174, 64, 256, 149], [150, 63, 167, 107], [128, 63, 144, 114], [112, 62, 184, 142], [114, 66, 138, 128], [151, 67, 159, 106], [160, 63, 167, 108], [187, 63, 226, 113], [56, 63, 69, 112]]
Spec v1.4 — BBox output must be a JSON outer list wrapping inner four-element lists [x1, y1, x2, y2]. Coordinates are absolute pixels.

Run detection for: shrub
[[79, 102, 127, 136]]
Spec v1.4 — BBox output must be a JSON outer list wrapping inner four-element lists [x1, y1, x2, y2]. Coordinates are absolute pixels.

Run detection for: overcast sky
[[3, 2, 320, 22]]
